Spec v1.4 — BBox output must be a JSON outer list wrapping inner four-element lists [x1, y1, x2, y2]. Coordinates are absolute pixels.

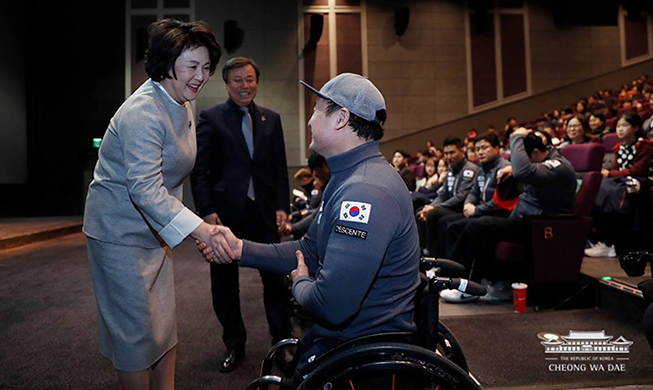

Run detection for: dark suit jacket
[[191, 99, 290, 229]]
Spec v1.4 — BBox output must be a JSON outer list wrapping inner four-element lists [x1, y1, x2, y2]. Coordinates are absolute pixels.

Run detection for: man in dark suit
[[190, 57, 292, 372]]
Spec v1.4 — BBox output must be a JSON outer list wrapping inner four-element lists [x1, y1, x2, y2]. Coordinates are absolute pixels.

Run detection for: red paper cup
[[511, 283, 528, 313]]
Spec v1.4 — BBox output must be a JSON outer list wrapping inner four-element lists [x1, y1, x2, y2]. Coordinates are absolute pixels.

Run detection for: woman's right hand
[[191, 222, 235, 262]]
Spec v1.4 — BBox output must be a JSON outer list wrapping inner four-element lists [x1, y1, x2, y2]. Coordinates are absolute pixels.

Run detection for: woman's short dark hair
[[222, 57, 261, 83], [621, 111, 645, 138], [564, 115, 593, 142], [591, 113, 606, 124], [144, 19, 221, 82], [325, 100, 385, 141]]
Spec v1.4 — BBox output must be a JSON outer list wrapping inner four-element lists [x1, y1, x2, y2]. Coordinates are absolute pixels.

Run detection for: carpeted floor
[[0, 233, 295, 390], [444, 309, 653, 388], [2, 233, 652, 389]]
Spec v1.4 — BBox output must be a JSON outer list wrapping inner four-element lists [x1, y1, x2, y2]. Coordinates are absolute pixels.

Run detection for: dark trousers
[[210, 199, 293, 352], [448, 216, 527, 283], [440, 209, 511, 259], [434, 213, 465, 258], [416, 206, 457, 255]]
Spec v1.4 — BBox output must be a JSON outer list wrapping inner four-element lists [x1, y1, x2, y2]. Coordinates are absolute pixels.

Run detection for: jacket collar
[[326, 141, 381, 174], [450, 158, 468, 174], [224, 98, 256, 115], [480, 155, 502, 172]]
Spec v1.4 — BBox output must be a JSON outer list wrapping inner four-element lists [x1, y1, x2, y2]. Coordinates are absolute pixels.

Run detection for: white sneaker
[[439, 289, 479, 303], [584, 242, 617, 258], [479, 280, 512, 302]]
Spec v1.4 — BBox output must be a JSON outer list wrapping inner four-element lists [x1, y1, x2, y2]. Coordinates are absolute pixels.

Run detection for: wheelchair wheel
[[298, 342, 481, 390], [436, 321, 469, 373]]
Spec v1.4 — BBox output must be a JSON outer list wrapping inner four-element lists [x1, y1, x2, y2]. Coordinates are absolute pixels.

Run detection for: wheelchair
[[246, 257, 486, 390]]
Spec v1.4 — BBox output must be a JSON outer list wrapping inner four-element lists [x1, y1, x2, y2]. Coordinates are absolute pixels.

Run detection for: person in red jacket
[[587, 111, 653, 257], [602, 112, 653, 179]]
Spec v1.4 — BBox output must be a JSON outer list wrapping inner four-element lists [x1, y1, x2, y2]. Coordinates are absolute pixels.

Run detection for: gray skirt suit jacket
[[83, 79, 202, 371]]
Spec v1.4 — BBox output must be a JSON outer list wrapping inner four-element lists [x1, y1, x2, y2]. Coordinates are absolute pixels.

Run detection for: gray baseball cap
[[300, 73, 386, 124]]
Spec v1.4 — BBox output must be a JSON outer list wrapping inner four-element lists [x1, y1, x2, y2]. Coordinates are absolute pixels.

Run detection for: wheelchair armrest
[[246, 375, 295, 390], [420, 256, 467, 277], [259, 338, 299, 377], [265, 338, 300, 361]]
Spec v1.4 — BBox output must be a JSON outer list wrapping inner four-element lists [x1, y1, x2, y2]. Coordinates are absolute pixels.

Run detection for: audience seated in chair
[[441, 128, 577, 303], [392, 149, 417, 191], [434, 133, 511, 262], [416, 136, 479, 256], [412, 157, 446, 213], [587, 112, 653, 258], [281, 153, 330, 240], [590, 113, 612, 138], [558, 115, 600, 149]]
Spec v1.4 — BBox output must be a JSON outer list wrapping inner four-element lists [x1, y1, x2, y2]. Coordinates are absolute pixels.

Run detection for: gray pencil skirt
[[86, 237, 177, 372]]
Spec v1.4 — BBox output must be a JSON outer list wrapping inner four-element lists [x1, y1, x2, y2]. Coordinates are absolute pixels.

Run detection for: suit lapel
[[251, 103, 266, 157]]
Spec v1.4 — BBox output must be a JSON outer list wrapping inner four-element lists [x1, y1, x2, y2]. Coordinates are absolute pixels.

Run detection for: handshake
[[191, 218, 309, 282], [192, 221, 242, 264]]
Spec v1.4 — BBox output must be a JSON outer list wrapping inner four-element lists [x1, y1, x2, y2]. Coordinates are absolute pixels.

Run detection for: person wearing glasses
[[433, 133, 512, 299], [557, 115, 598, 149]]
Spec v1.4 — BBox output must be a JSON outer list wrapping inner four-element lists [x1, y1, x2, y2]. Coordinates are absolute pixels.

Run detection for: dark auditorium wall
[[0, 2, 125, 217], [379, 57, 653, 157], [0, 2, 27, 185], [193, 1, 302, 164], [193, 0, 646, 162], [2, 0, 650, 217]]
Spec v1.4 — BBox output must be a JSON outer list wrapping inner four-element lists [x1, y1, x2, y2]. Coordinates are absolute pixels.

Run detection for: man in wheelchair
[[199, 73, 422, 382]]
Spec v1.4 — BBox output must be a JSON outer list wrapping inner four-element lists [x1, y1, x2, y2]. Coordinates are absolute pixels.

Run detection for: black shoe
[[219, 349, 245, 373]]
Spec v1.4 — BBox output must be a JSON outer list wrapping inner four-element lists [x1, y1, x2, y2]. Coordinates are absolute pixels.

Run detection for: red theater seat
[[494, 143, 604, 287], [603, 132, 620, 152]]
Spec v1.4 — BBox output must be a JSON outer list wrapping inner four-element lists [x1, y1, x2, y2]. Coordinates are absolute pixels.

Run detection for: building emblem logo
[[541, 330, 633, 353], [539, 330, 633, 373]]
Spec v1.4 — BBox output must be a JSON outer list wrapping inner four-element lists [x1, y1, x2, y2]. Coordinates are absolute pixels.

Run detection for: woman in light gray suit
[[83, 19, 222, 389]]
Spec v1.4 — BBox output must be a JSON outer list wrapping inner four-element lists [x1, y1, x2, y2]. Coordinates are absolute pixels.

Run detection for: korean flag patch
[[463, 169, 475, 178], [340, 201, 371, 224]]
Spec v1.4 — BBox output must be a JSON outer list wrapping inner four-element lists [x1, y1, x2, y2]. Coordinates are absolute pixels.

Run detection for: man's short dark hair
[[474, 132, 500, 148], [442, 136, 464, 149], [394, 150, 411, 159], [535, 130, 552, 146], [325, 100, 385, 141], [308, 152, 327, 171], [523, 133, 547, 155], [222, 57, 261, 83], [145, 19, 221, 82]]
